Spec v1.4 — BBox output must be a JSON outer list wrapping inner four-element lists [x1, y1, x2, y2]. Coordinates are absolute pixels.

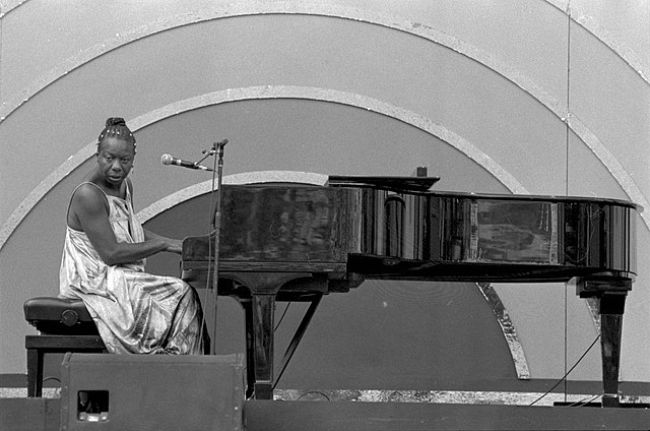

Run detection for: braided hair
[[97, 117, 136, 153]]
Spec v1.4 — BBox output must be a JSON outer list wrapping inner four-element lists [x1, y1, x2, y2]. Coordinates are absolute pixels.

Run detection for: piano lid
[[327, 175, 439, 192]]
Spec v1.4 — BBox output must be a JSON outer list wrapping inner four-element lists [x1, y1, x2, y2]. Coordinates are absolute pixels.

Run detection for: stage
[[2, 372, 649, 431], [2, 393, 649, 431]]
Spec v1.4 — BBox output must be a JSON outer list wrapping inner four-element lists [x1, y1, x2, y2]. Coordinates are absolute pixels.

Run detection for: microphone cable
[[527, 333, 601, 406]]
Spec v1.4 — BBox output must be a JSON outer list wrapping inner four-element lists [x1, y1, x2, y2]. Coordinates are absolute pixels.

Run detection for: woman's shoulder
[[71, 182, 108, 208], [67, 181, 110, 229], [73, 181, 104, 197]]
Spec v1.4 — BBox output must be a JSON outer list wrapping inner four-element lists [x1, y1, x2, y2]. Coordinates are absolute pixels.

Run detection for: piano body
[[181, 177, 639, 405]]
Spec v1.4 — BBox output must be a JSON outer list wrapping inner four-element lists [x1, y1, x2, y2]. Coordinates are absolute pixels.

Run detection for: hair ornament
[[97, 116, 137, 152]]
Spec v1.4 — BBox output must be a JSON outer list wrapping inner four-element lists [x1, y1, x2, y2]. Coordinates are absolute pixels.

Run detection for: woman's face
[[97, 136, 135, 187]]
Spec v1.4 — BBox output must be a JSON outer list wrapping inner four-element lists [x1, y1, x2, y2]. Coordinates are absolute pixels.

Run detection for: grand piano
[[181, 176, 639, 405]]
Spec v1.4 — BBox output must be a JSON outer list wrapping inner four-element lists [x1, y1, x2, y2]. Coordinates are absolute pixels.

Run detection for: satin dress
[[59, 182, 204, 354]]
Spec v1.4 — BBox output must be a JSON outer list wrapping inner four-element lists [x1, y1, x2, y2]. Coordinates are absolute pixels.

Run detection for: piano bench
[[23, 297, 106, 397]]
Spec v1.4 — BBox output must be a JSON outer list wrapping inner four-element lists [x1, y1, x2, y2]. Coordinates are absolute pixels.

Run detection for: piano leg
[[231, 272, 313, 399], [249, 294, 275, 400], [599, 291, 627, 408], [241, 300, 255, 399], [578, 278, 630, 408]]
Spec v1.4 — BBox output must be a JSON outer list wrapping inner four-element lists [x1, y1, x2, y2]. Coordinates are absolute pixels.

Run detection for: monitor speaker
[[60, 353, 245, 431]]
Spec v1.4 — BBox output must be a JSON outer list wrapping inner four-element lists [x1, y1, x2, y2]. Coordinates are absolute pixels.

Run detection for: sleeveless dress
[[59, 182, 204, 354]]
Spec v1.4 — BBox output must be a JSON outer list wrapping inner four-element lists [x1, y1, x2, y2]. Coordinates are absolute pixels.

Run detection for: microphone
[[160, 154, 213, 171]]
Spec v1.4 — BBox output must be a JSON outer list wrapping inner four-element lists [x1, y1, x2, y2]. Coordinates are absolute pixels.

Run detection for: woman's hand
[[165, 238, 183, 254]]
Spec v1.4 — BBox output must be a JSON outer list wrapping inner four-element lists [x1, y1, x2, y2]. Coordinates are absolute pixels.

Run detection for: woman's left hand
[[165, 239, 183, 254]]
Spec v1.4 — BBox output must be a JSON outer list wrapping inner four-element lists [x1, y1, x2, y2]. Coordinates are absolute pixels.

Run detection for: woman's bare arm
[[71, 184, 173, 265]]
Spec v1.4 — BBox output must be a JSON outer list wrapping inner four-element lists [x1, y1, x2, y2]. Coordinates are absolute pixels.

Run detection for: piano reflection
[[181, 176, 639, 404]]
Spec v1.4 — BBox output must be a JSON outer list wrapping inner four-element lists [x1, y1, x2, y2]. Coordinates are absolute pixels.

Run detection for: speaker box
[[60, 353, 245, 431]]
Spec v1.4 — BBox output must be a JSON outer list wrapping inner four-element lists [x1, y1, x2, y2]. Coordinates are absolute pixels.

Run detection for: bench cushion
[[24, 297, 98, 335]]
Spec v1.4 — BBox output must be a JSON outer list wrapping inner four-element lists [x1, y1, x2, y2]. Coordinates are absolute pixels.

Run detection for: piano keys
[[181, 177, 639, 404]]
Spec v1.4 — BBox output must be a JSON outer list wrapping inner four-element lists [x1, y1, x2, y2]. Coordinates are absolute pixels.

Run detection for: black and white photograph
[[1, 1, 648, 430]]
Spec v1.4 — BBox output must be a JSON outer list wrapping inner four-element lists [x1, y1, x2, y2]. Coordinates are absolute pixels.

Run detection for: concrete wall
[[1, 0, 648, 385]]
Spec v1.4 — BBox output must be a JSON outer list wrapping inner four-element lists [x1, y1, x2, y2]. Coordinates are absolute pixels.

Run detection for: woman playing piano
[[58, 117, 205, 354]]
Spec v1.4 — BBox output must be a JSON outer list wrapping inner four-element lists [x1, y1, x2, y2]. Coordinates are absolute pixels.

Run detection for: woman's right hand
[[165, 239, 183, 254]]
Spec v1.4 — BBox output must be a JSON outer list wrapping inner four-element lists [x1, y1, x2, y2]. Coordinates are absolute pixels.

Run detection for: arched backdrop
[[1, 1, 648, 387]]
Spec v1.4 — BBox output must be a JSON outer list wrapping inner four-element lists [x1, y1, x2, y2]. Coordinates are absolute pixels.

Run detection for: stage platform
[[2, 375, 649, 431], [2, 396, 649, 431]]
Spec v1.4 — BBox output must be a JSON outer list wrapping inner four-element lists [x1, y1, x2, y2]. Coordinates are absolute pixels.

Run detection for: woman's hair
[[97, 117, 136, 152]]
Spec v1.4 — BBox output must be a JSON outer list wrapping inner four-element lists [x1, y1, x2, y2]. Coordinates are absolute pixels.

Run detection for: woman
[[59, 117, 205, 354]]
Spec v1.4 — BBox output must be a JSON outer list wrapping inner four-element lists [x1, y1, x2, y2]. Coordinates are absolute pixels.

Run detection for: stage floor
[[2, 375, 649, 431]]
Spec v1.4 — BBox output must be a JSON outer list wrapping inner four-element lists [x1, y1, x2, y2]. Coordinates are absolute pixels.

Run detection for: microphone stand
[[208, 139, 227, 355]]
